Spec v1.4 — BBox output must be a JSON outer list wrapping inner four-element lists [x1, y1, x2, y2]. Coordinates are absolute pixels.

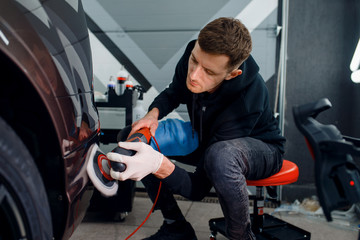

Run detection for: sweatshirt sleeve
[[148, 40, 195, 119], [161, 163, 212, 201]]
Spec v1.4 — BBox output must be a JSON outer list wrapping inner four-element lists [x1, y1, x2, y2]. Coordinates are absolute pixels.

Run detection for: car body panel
[[0, 0, 99, 238]]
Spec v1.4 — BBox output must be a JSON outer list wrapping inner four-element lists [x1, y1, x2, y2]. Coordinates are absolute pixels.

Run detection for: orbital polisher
[[86, 128, 151, 197]]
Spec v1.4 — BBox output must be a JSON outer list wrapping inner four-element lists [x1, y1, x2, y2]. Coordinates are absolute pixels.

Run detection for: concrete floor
[[70, 194, 359, 240]]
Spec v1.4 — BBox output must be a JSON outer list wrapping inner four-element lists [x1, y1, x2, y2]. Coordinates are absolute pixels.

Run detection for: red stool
[[209, 160, 311, 240]]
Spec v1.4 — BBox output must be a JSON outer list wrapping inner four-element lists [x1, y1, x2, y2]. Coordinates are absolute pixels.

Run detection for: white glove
[[106, 142, 163, 181]]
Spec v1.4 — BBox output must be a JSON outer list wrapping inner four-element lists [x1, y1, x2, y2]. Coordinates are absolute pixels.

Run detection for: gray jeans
[[204, 137, 283, 239], [141, 136, 283, 240]]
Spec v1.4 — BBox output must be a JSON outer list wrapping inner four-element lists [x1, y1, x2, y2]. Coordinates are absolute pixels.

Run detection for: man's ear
[[225, 69, 242, 80]]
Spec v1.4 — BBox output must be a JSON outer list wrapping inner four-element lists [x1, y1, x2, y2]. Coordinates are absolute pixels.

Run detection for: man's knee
[[204, 141, 233, 175], [204, 140, 248, 179]]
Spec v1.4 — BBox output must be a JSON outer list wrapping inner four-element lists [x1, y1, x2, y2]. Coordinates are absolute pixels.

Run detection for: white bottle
[[108, 76, 116, 89], [125, 79, 133, 90], [132, 88, 146, 122]]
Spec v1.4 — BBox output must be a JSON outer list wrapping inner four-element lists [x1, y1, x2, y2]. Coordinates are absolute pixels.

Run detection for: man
[[107, 17, 285, 240]]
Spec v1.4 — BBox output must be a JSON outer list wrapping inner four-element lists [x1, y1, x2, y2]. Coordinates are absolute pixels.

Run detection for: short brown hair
[[198, 17, 252, 70]]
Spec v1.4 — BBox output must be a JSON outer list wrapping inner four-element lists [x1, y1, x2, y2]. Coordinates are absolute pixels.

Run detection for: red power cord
[[124, 136, 162, 240]]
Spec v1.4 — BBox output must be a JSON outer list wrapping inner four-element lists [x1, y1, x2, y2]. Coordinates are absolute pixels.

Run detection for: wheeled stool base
[[209, 214, 311, 240]]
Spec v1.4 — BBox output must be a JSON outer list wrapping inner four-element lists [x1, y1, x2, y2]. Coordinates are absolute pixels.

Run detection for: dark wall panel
[[283, 0, 360, 201]]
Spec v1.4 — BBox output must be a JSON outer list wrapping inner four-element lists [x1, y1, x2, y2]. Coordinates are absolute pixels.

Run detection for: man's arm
[[130, 107, 160, 137], [107, 143, 212, 200], [107, 141, 175, 181], [153, 156, 175, 179]]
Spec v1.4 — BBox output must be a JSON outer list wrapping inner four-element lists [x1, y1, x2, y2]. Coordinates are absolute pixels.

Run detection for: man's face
[[186, 42, 241, 94]]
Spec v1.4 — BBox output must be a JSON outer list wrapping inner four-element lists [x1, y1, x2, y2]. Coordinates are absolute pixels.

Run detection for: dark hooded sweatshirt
[[148, 40, 285, 200]]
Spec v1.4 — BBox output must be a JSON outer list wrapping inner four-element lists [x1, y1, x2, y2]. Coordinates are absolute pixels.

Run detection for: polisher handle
[[110, 128, 152, 172], [110, 147, 135, 172]]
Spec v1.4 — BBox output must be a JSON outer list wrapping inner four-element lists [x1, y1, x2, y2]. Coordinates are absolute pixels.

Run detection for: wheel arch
[[0, 49, 69, 239]]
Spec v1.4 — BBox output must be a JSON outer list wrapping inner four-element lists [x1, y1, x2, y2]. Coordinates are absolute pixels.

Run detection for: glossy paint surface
[[0, 0, 99, 238]]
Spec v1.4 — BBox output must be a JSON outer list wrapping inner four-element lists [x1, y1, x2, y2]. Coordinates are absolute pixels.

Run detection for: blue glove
[[150, 119, 199, 156]]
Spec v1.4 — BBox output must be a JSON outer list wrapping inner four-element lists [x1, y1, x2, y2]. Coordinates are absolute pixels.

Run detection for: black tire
[[0, 117, 53, 239]]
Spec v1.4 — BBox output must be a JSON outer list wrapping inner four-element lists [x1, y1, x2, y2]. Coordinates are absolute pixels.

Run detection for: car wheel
[[0, 117, 53, 239]]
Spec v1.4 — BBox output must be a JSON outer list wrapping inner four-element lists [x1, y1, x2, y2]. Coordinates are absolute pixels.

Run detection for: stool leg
[[252, 186, 264, 234], [209, 232, 217, 240], [209, 219, 218, 240]]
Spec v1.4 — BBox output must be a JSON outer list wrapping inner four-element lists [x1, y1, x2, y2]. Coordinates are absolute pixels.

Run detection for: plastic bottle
[[106, 76, 116, 102], [132, 86, 146, 122], [107, 76, 116, 90], [116, 69, 127, 95], [125, 79, 133, 90]]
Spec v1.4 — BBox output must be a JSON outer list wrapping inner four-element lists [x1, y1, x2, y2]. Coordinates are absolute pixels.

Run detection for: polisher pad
[[86, 143, 118, 197]]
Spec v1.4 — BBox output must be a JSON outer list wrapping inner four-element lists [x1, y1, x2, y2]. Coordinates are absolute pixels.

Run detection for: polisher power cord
[[124, 136, 162, 240]]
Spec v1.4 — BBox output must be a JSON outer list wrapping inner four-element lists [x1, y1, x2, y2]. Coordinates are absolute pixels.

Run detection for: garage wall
[[83, 0, 279, 120]]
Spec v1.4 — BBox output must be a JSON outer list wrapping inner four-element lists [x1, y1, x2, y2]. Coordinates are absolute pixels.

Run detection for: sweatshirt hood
[[190, 54, 261, 144], [217, 54, 260, 97]]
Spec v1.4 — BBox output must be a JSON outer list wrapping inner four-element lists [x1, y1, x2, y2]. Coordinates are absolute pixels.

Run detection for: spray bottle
[[132, 85, 146, 122]]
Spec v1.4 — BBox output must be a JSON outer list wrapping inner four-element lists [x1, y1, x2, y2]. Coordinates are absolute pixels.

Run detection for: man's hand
[[106, 141, 164, 181], [130, 108, 159, 137]]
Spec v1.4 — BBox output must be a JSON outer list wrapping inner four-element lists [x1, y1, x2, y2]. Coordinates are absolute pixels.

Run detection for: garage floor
[[70, 194, 358, 240]]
